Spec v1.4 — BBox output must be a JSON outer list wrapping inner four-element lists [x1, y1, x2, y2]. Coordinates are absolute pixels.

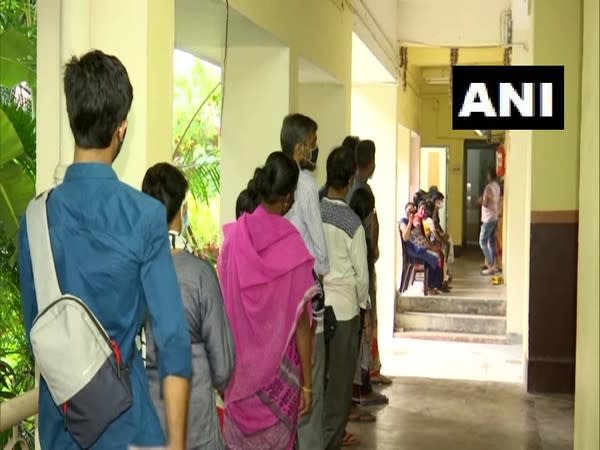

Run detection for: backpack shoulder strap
[[25, 190, 62, 312]]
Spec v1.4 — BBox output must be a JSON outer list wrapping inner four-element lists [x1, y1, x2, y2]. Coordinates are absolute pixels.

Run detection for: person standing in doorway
[[479, 167, 501, 275], [18, 50, 192, 449], [280, 113, 330, 450]]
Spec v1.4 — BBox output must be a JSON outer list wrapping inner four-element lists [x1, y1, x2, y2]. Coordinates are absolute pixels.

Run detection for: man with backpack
[[18, 50, 192, 450]]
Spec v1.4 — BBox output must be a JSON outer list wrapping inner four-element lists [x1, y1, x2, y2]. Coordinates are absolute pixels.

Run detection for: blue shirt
[[18, 163, 192, 449]]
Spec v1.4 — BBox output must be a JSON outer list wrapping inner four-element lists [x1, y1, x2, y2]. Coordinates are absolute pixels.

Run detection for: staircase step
[[394, 330, 509, 344], [395, 311, 507, 335], [397, 295, 506, 316]]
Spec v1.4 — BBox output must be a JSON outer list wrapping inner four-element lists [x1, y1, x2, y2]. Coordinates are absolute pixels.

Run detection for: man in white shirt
[[320, 146, 369, 450], [281, 113, 330, 450], [479, 167, 501, 275]]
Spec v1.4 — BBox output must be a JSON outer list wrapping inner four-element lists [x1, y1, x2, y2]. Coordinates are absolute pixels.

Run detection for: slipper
[[358, 392, 389, 407], [371, 374, 393, 385], [342, 432, 361, 446], [349, 409, 376, 422]]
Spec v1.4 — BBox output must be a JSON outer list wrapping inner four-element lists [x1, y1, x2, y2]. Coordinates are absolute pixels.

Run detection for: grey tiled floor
[[347, 377, 573, 450]]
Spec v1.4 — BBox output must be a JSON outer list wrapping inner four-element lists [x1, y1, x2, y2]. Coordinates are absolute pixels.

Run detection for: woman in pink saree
[[218, 152, 317, 450]]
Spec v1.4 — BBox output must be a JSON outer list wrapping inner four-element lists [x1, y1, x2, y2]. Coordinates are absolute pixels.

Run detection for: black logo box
[[452, 65, 564, 130]]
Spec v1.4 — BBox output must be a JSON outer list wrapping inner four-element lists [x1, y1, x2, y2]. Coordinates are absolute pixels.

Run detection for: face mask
[[112, 128, 127, 162], [299, 143, 318, 170], [181, 205, 190, 236]]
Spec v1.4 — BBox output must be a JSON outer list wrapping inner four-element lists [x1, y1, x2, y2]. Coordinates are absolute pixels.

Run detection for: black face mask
[[112, 129, 127, 163], [300, 146, 319, 171]]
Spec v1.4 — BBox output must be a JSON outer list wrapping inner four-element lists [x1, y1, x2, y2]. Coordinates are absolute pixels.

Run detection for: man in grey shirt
[[281, 113, 329, 450], [142, 163, 235, 450]]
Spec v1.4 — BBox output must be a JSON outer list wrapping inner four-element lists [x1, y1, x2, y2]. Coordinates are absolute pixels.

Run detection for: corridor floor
[[347, 377, 574, 450]]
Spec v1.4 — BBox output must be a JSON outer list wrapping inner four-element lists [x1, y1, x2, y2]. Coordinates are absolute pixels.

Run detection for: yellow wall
[[220, 47, 290, 225], [397, 67, 421, 133], [419, 83, 482, 246], [218, 0, 353, 226], [36, 0, 174, 191], [531, 0, 582, 211], [230, 0, 352, 124], [351, 84, 398, 372], [298, 83, 347, 188], [574, 0, 599, 447]]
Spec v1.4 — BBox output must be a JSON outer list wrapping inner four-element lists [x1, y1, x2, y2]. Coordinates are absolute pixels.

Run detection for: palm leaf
[[0, 29, 35, 88], [0, 161, 35, 245], [0, 107, 23, 164]]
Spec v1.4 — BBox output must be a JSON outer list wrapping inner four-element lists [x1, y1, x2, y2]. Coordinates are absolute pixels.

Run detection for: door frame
[[420, 145, 449, 229], [462, 139, 496, 247]]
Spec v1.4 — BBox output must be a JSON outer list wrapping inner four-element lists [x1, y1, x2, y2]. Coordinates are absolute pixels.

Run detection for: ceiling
[[175, 0, 283, 64], [352, 33, 397, 84]]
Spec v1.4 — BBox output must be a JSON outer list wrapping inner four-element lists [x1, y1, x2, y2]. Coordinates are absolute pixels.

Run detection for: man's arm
[[349, 226, 370, 309], [141, 207, 192, 449], [482, 184, 492, 208], [371, 211, 380, 262], [301, 182, 330, 276], [197, 264, 235, 391]]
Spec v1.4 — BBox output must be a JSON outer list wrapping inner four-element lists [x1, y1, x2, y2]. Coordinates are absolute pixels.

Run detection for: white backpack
[[26, 190, 133, 449]]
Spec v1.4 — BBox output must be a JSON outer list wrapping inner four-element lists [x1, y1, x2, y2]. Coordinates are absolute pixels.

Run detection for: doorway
[[420, 146, 448, 230], [463, 141, 497, 246]]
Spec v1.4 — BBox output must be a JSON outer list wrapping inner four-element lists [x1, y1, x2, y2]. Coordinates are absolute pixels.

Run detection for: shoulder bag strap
[[25, 190, 62, 312]]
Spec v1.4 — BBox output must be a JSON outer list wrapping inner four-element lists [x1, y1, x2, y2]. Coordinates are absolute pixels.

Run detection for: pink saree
[[217, 205, 316, 450]]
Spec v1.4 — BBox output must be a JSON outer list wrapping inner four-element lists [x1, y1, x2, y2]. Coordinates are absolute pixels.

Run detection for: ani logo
[[452, 66, 564, 130]]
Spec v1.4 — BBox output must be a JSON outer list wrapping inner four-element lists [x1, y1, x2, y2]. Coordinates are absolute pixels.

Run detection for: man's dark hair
[[342, 135, 360, 151], [280, 113, 318, 157], [247, 152, 299, 204], [487, 166, 498, 180], [326, 146, 355, 190], [64, 50, 133, 149], [355, 140, 376, 169], [142, 163, 188, 224]]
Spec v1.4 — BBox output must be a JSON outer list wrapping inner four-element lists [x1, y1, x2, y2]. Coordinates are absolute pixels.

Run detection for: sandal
[[342, 431, 361, 447], [349, 407, 376, 422]]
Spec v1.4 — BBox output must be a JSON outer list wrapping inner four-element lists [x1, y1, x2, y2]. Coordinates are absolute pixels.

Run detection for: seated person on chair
[[399, 202, 446, 294], [422, 200, 451, 289]]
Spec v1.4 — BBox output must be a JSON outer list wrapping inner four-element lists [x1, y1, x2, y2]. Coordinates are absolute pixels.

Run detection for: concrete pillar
[[351, 84, 398, 367], [527, 0, 583, 393], [504, 44, 532, 343], [574, 0, 599, 447], [396, 125, 411, 287], [36, 0, 174, 192], [298, 83, 347, 187], [220, 46, 291, 226]]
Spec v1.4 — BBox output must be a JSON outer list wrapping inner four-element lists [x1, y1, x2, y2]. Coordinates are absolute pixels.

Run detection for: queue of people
[[18, 50, 392, 450]]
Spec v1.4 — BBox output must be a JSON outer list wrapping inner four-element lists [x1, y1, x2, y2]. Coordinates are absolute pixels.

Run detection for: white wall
[[351, 84, 398, 368], [298, 83, 347, 188], [220, 46, 290, 226]]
